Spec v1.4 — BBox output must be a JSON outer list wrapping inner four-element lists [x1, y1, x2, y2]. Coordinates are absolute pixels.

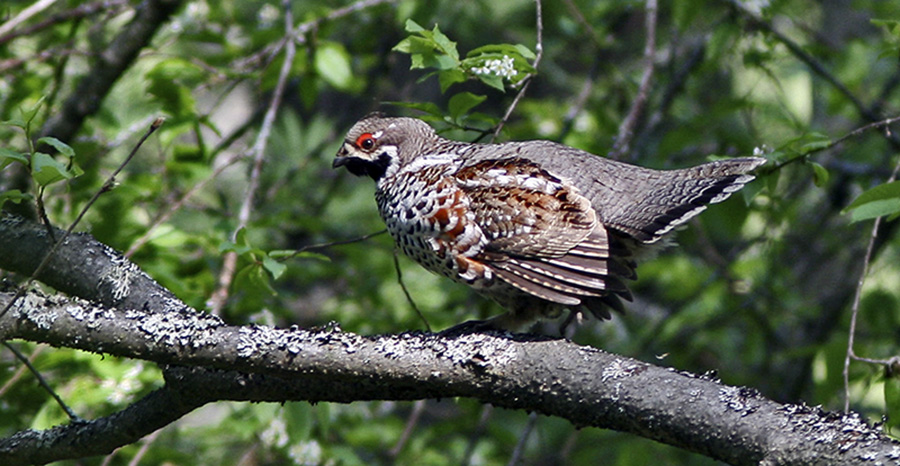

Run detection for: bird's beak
[[333, 142, 353, 168], [332, 156, 351, 169]]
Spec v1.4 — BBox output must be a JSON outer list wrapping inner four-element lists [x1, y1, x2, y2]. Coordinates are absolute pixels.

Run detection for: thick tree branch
[[0, 215, 183, 313], [1, 216, 899, 465], [0, 380, 208, 466], [0, 290, 898, 465]]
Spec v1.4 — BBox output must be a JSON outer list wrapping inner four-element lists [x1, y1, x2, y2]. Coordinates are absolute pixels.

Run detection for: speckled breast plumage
[[375, 153, 495, 288]]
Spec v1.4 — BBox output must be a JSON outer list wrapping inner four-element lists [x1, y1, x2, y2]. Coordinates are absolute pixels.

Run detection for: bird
[[333, 114, 765, 332]]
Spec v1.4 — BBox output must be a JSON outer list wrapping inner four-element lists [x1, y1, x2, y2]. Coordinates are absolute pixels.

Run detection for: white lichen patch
[[237, 326, 258, 358], [65, 299, 114, 330], [137, 308, 223, 348], [102, 255, 139, 300], [18, 292, 58, 329], [437, 334, 518, 368], [601, 359, 640, 382]]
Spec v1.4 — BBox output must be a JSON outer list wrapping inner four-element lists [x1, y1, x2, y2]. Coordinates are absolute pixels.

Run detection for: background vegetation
[[2, 0, 900, 464]]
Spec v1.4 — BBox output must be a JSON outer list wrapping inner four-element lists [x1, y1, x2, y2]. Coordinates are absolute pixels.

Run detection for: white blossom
[[260, 414, 289, 448], [258, 4, 280, 28], [289, 440, 323, 466], [470, 55, 518, 80]]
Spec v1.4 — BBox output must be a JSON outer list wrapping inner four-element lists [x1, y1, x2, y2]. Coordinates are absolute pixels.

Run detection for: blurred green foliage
[[2, 0, 900, 464]]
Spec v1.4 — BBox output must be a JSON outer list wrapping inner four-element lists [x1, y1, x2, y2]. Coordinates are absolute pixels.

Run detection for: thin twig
[[0, 345, 44, 397], [561, 0, 604, 48], [508, 412, 539, 466], [0, 0, 59, 39], [843, 147, 900, 412], [609, 0, 658, 160], [492, 0, 543, 140], [388, 399, 426, 458], [763, 116, 900, 174], [461, 404, 494, 466], [3, 342, 81, 421], [0, 118, 162, 321], [558, 62, 599, 141], [285, 230, 387, 260], [235, 0, 397, 72], [208, 3, 296, 314], [393, 253, 431, 332], [296, 0, 396, 37], [0, 0, 128, 46], [126, 428, 162, 466], [124, 149, 245, 258]]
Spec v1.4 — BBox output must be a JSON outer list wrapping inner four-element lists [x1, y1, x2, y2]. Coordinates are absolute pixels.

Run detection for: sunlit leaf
[[0, 148, 29, 169], [844, 181, 900, 222], [31, 153, 74, 186], [448, 92, 486, 122], [37, 137, 75, 158], [262, 255, 287, 279], [316, 42, 354, 91]]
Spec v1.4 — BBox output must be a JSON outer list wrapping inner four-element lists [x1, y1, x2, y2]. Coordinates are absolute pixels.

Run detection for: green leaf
[[262, 255, 287, 280], [438, 69, 466, 92], [23, 96, 47, 127], [0, 148, 29, 169], [315, 42, 353, 91], [430, 24, 459, 62], [235, 264, 277, 296], [885, 369, 900, 433], [403, 18, 425, 33], [848, 199, 900, 223], [37, 137, 75, 158], [515, 44, 536, 60], [146, 59, 203, 119], [800, 139, 832, 154], [0, 189, 31, 208], [844, 180, 900, 222], [1, 117, 26, 129], [295, 251, 330, 262], [448, 92, 486, 122], [386, 101, 443, 117], [808, 161, 829, 187], [478, 74, 506, 91], [31, 153, 75, 186], [393, 21, 460, 72]]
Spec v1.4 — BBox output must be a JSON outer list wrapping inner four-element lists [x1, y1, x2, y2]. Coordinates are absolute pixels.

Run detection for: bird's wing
[[454, 158, 633, 306]]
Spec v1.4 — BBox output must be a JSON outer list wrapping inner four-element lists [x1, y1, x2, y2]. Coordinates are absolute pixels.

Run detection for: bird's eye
[[355, 133, 376, 151]]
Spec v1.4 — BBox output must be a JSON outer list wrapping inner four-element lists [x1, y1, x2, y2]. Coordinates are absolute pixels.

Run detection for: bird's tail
[[608, 157, 766, 244]]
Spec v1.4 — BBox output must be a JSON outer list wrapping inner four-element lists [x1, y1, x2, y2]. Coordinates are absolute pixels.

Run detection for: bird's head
[[333, 115, 438, 180]]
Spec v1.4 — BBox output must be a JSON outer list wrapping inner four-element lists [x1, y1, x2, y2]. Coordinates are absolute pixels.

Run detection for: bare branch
[[609, 0, 658, 160], [0, 0, 130, 46], [1, 289, 899, 465], [393, 252, 431, 332], [843, 153, 900, 411], [0, 0, 60, 40], [209, 3, 297, 314]]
